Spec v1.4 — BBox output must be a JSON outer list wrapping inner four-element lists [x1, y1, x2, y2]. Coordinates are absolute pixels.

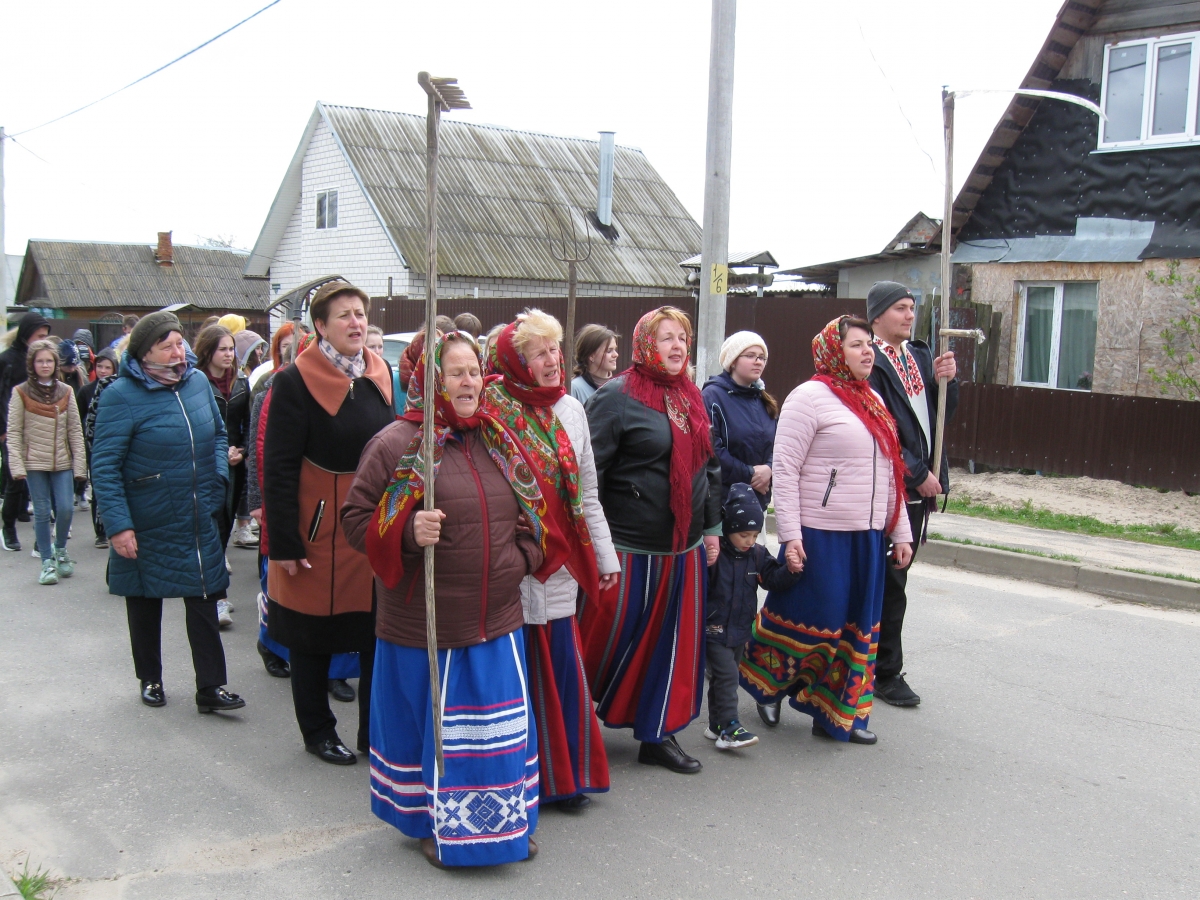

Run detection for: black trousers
[[289, 640, 375, 749], [705, 637, 745, 730], [125, 596, 228, 690], [1, 440, 29, 528], [877, 501, 927, 681]]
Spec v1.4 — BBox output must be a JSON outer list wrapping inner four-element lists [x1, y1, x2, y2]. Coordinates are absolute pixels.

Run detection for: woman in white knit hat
[[701, 331, 778, 509]]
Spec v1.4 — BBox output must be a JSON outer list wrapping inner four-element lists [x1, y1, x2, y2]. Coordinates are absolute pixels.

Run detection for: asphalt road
[[1, 521, 1197, 899]]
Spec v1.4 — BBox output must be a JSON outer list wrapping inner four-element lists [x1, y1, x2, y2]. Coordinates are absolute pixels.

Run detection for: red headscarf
[[620, 308, 713, 552], [811, 316, 908, 534], [366, 332, 564, 591], [398, 331, 428, 393], [479, 321, 600, 602]]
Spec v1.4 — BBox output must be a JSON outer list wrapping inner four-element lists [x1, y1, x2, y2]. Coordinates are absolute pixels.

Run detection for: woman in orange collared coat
[[263, 281, 394, 766]]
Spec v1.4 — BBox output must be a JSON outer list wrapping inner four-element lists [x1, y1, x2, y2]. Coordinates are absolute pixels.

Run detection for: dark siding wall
[[957, 78, 1200, 257]]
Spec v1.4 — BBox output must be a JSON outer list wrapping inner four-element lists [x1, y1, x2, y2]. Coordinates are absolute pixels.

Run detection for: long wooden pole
[[564, 259, 577, 392], [422, 83, 445, 778], [930, 88, 954, 485]]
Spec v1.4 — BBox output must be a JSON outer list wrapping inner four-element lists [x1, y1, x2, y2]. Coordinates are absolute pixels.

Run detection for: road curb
[[919, 540, 1200, 611]]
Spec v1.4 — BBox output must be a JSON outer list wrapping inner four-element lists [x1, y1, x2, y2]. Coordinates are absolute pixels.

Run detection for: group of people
[[1, 276, 956, 868]]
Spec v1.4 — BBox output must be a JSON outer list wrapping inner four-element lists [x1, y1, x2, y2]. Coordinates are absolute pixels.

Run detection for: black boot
[[328, 678, 355, 702], [756, 700, 781, 727], [638, 735, 702, 773], [257, 641, 290, 678], [1, 524, 20, 552], [812, 720, 877, 745]]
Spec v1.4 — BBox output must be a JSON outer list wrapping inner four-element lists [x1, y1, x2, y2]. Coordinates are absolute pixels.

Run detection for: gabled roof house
[[246, 103, 700, 308], [949, 0, 1200, 396]]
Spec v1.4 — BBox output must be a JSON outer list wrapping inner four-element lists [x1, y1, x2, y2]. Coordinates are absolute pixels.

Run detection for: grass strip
[[1113, 566, 1200, 585], [928, 532, 1081, 563], [944, 496, 1200, 552]]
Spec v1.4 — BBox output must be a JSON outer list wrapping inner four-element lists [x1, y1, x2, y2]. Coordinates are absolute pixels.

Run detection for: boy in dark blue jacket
[[704, 483, 800, 750]]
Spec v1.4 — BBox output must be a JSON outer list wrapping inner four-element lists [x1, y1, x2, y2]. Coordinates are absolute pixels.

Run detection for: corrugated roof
[[249, 103, 701, 288], [17, 240, 270, 311]]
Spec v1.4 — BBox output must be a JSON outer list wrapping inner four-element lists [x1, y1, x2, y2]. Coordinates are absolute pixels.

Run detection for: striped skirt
[[369, 631, 538, 867], [738, 527, 887, 740], [526, 616, 610, 802], [579, 547, 706, 744]]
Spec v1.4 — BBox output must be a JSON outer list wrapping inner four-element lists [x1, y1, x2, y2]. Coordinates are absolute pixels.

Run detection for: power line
[[850, 8, 940, 180], [8, 0, 283, 139]]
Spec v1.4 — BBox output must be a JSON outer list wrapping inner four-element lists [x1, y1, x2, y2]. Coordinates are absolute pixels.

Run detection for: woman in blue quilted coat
[[91, 311, 246, 713]]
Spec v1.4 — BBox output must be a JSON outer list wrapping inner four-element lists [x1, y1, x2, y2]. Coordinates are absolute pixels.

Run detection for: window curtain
[[1022, 286, 1055, 384], [1057, 283, 1098, 390]]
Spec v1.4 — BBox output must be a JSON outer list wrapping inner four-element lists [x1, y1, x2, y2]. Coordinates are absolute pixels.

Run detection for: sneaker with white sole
[[225, 555, 232, 574], [714, 722, 759, 750], [232, 523, 259, 548], [217, 600, 233, 628], [38, 559, 59, 585], [54, 547, 74, 578]]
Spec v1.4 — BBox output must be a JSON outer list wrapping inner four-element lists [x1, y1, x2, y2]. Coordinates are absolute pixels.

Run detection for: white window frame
[[1097, 31, 1200, 151], [1014, 281, 1098, 391], [315, 188, 339, 230]]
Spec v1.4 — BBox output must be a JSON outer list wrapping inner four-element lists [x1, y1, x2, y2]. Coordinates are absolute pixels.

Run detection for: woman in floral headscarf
[[738, 316, 913, 745], [579, 306, 722, 775], [480, 309, 620, 812], [341, 331, 547, 869]]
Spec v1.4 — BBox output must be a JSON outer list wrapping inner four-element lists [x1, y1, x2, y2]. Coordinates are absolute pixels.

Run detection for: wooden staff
[[930, 88, 954, 484], [417, 71, 470, 777]]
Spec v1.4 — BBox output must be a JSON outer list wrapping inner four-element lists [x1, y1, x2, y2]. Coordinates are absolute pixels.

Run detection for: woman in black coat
[[263, 281, 394, 765]]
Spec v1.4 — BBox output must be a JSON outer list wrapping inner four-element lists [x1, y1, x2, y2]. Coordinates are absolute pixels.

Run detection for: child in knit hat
[[704, 483, 800, 750]]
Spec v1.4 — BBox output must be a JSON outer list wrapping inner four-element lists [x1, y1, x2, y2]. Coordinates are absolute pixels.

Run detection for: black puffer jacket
[[707, 538, 797, 647], [868, 339, 958, 500], [586, 374, 722, 554]]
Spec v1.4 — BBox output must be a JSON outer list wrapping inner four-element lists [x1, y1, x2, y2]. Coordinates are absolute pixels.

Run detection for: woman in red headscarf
[[342, 331, 547, 869], [579, 306, 722, 776], [738, 316, 913, 745], [480, 309, 620, 813]]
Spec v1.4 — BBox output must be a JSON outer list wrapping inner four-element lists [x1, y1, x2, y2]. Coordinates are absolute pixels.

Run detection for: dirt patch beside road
[[950, 468, 1200, 529]]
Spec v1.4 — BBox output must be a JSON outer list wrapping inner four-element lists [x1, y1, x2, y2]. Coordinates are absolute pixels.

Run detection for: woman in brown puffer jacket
[[342, 331, 546, 870], [7, 339, 86, 584]]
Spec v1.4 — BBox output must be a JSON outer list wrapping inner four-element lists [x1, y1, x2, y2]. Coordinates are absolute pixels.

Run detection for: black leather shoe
[[328, 678, 355, 702], [140, 680, 166, 707], [257, 641, 290, 678], [757, 700, 781, 727], [556, 793, 592, 812], [638, 735, 702, 773], [196, 687, 246, 713], [812, 721, 877, 745], [306, 738, 357, 765], [875, 673, 921, 707]]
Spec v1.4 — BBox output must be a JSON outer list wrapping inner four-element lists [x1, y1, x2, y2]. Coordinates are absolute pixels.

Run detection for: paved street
[[2, 523, 1197, 899]]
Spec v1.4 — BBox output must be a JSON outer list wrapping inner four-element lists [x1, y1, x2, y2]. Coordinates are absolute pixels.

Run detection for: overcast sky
[[1, 0, 1063, 272]]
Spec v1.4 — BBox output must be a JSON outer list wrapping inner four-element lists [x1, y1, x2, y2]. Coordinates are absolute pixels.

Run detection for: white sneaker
[[216, 600, 233, 628], [225, 555, 232, 574], [703, 727, 719, 740], [232, 523, 259, 548]]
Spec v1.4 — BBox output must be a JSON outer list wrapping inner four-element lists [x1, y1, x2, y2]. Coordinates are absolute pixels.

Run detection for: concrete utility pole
[[695, 0, 736, 381], [0, 127, 7, 323]]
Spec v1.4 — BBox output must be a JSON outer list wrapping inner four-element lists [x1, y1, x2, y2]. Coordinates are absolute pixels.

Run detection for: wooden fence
[[946, 382, 1200, 492]]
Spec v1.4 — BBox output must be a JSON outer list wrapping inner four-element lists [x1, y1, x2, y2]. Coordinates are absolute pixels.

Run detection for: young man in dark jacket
[[866, 281, 958, 708], [703, 483, 799, 750]]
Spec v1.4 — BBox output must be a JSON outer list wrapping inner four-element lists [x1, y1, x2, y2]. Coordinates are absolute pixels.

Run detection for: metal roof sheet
[[317, 104, 701, 288], [17, 240, 270, 311]]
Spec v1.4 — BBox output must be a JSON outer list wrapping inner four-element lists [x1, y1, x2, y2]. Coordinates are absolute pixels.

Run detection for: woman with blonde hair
[[481, 309, 620, 811], [7, 339, 87, 584], [580, 306, 722, 775]]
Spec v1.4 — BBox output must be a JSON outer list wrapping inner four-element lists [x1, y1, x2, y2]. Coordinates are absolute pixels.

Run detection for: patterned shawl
[[811, 316, 908, 535], [479, 321, 599, 602], [620, 309, 714, 552], [365, 332, 558, 590]]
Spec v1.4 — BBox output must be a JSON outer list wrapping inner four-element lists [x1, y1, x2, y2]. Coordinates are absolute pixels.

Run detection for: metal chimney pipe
[[597, 131, 615, 227]]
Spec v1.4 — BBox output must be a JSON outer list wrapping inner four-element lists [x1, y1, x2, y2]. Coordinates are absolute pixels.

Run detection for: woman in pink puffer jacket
[[738, 316, 913, 745]]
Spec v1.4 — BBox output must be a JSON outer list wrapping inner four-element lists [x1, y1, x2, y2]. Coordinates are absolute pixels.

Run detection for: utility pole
[[694, 0, 736, 381], [0, 127, 8, 323]]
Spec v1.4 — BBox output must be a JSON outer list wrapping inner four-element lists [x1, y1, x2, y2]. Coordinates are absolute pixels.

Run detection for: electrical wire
[[849, 8, 940, 179], [7, 0, 283, 139]]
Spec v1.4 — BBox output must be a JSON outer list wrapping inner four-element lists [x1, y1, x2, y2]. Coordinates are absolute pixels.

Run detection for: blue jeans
[[25, 470, 75, 561]]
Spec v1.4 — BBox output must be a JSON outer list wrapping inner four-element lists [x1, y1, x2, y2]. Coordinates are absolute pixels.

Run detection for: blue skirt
[[738, 527, 886, 740], [256, 553, 359, 679], [369, 631, 539, 867]]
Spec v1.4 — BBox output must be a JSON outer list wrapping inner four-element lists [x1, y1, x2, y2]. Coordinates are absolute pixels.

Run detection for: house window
[[315, 190, 338, 229], [1016, 282, 1098, 391], [1099, 32, 1200, 149]]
